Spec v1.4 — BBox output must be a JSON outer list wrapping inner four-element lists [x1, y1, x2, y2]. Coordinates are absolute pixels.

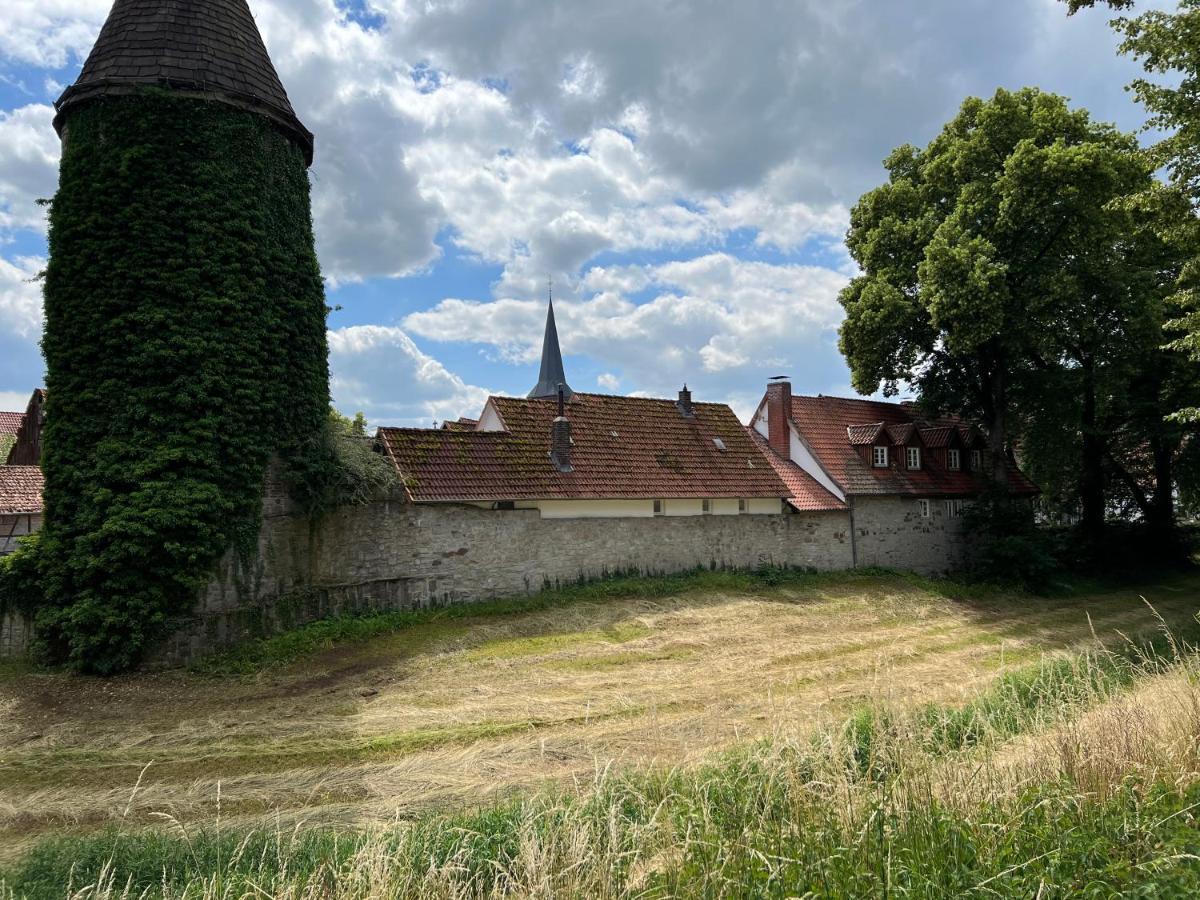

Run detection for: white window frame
[[919, 499, 930, 518], [907, 446, 921, 470], [873, 446, 888, 468], [971, 450, 983, 471], [944, 499, 963, 518], [653, 499, 664, 516], [948, 448, 961, 471]]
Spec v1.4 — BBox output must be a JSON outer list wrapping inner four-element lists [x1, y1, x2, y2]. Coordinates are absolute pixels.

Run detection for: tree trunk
[[1079, 355, 1106, 545], [1146, 434, 1176, 538], [984, 360, 1010, 489]]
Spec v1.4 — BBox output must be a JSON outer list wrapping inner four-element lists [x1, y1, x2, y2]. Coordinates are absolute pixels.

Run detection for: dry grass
[[2, 570, 1199, 867]]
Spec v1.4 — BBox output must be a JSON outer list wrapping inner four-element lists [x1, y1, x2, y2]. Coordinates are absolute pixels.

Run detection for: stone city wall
[[156, 500, 855, 664]]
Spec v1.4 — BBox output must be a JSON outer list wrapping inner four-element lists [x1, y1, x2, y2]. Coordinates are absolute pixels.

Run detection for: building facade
[[749, 380, 1038, 571]]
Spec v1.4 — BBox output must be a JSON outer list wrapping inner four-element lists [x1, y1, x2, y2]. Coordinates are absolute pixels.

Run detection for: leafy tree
[[1064, 0, 1200, 423], [840, 87, 1155, 511]]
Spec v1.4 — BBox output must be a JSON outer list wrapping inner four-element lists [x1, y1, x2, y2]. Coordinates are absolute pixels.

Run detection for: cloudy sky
[[0, 0, 1167, 424]]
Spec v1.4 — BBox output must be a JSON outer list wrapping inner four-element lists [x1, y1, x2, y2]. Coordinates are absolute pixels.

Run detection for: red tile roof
[[748, 429, 846, 512], [847, 423, 882, 445], [0, 412, 23, 434], [788, 395, 1037, 497], [0, 466, 44, 514], [380, 393, 790, 503], [885, 422, 916, 444], [918, 425, 956, 448], [440, 417, 479, 432]]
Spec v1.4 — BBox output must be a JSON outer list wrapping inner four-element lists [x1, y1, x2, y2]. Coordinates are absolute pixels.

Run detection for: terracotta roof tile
[[0, 412, 22, 435], [918, 426, 957, 448], [380, 393, 790, 502], [0, 466, 44, 514], [847, 423, 882, 445], [789, 395, 1037, 497], [749, 430, 846, 512]]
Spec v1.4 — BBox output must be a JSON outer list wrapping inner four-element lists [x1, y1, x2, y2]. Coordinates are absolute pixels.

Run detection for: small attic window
[[873, 446, 888, 468], [907, 447, 921, 470], [713, 437, 727, 451]]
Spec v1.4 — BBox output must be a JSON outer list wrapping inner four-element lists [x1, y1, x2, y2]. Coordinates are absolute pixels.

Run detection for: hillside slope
[[2, 570, 1198, 863]]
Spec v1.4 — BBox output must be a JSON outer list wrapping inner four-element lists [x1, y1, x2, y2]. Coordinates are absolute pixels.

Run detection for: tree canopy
[[840, 88, 1155, 490]]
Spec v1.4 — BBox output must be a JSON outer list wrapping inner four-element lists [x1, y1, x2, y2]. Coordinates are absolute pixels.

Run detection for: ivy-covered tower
[[35, 0, 330, 671]]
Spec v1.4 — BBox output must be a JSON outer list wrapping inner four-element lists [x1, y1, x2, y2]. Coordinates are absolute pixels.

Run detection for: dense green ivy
[[18, 91, 330, 673]]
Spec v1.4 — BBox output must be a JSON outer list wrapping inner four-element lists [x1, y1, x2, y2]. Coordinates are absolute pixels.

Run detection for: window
[[948, 449, 961, 471], [873, 446, 888, 468], [906, 446, 921, 470], [971, 450, 983, 471], [919, 499, 930, 518], [738, 499, 746, 513], [945, 499, 963, 518], [653, 499, 664, 516], [702, 499, 712, 514]]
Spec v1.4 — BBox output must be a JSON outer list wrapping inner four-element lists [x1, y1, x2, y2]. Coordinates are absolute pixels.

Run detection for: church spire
[[528, 279, 573, 400]]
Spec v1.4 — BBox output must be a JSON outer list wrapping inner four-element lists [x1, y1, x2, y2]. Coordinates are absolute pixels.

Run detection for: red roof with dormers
[[380, 392, 790, 503], [787, 395, 1037, 497], [0, 466, 44, 514]]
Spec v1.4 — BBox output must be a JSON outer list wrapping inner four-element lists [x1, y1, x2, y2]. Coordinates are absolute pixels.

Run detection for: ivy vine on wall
[[4, 91, 331, 673]]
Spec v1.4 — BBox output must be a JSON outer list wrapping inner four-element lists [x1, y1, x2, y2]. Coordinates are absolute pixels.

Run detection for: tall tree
[[1065, 0, 1200, 422], [840, 87, 1152, 506]]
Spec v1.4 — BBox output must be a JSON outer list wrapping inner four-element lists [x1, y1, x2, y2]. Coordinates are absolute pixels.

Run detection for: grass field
[[2, 567, 1200, 896]]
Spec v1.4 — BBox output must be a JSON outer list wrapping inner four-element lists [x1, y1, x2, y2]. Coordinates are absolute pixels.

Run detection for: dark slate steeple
[[54, 0, 314, 165], [528, 289, 573, 400]]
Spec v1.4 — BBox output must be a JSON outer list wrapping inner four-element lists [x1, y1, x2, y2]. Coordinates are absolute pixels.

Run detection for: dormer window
[[873, 446, 888, 468], [948, 449, 961, 471], [971, 450, 983, 471], [906, 447, 921, 470]]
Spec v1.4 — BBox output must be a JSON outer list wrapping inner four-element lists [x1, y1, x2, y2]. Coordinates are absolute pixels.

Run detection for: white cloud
[[328, 324, 490, 426], [0, 105, 59, 234], [597, 372, 620, 391], [0, 0, 109, 68], [0, 0, 1158, 408], [406, 252, 848, 397], [0, 254, 44, 337], [0, 390, 34, 411]]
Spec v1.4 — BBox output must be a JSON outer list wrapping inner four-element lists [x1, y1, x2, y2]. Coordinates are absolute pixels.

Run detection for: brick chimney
[[677, 384, 694, 418], [765, 378, 791, 457], [550, 383, 573, 472]]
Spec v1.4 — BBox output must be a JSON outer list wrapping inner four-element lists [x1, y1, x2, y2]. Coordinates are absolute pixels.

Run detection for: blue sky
[[0, 0, 1170, 424]]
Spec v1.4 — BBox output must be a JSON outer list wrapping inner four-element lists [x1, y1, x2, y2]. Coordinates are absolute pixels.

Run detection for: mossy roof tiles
[[379, 392, 790, 503], [0, 412, 23, 435], [0, 466, 44, 514]]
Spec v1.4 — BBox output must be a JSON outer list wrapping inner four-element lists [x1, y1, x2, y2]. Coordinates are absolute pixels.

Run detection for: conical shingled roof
[[54, 0, 314, 165], [528, 298, 573, 400]]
